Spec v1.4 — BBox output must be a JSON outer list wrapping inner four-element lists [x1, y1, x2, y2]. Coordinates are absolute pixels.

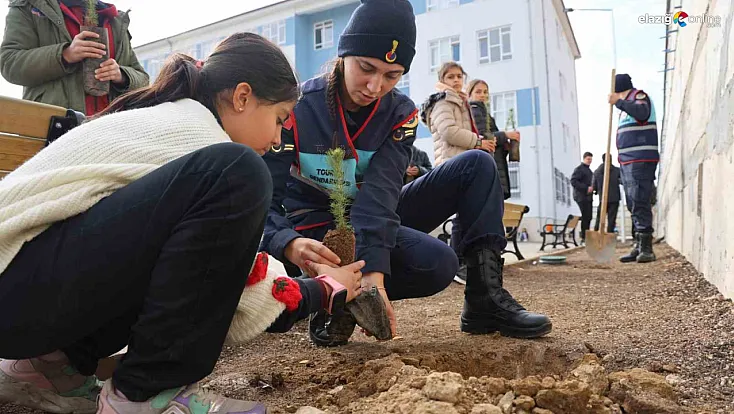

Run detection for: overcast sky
[[0, 0, 667, 170]]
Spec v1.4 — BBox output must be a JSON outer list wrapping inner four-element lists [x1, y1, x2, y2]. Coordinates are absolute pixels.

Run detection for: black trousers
[[576, 200, 593, 240], [594, 202, 619, 233], [0, 143, 272, 401], [296, 151, 507, 300]]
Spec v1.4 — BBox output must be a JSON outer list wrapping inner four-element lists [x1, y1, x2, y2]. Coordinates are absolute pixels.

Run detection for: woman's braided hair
[[325, 58, 345, 149]]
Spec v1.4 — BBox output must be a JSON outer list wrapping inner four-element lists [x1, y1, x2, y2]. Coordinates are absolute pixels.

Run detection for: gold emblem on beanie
[[385, 40, 398, 63]]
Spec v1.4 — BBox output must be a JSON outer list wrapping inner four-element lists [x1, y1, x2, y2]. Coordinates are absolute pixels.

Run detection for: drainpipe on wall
[[527, 0, 544, 223], [540, 0, 558, 220]]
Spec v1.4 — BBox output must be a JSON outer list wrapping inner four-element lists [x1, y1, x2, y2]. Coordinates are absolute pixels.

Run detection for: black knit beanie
[[338, 0, 417, 73], [615, 74, 634, 93]]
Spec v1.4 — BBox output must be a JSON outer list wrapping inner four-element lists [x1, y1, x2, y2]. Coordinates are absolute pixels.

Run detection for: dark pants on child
[[298, 150, 507, 300], [0, 143, 271, 402], [620, 162, 657, 234], [594, 202, 619, 233]]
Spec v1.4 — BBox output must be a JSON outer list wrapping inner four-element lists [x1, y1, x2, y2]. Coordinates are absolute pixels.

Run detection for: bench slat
[[0, 134, 45, 171], [0, 96, 66, 139]]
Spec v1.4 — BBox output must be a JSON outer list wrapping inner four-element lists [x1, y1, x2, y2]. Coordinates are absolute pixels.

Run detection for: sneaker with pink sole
[[96, 379, 267, 414], [0, 355, 100, 413]]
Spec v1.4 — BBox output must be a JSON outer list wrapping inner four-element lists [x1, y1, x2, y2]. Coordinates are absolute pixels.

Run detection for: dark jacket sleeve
[[615, 92, 651, 122], [469, 102, 488, 137], [261, 126, 302, 262], [0, 5, 75, 87], [352, 112, 418, 276], [266, 278, 324, 333], [415, 148, 432, 176], [571, 165, 589, 193]]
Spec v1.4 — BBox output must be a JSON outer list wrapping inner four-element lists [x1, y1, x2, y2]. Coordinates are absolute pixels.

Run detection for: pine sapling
[[322, 147, 356, 264], [326, 147, 352, 232], [506, 108, 517, 131], [84, 0, 99, 27]]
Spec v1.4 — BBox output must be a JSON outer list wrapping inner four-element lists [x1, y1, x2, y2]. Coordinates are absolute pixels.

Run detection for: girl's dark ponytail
[[97, 33, 299, 119]]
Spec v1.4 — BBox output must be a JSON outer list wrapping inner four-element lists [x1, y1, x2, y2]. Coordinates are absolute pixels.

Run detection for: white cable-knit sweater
[[0, 98, 288, 343]]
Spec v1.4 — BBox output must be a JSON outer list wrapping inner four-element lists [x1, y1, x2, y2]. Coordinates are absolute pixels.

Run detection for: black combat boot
[[461, 245, 552, 338], [309, 309, 356, 347], [620, 234, 639, 263], [636, 233, 656, 263]]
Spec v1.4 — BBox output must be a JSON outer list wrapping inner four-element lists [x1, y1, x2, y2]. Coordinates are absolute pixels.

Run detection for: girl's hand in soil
[[96, 59, 124, 84], [62, 31, 105, 64], [306, 260, 365, 302], [362, 272, 398, 338], [285, 237, 341, 276]]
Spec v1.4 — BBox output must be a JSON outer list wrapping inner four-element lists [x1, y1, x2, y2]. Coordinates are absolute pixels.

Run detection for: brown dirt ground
[[3, 243, 733, 413]]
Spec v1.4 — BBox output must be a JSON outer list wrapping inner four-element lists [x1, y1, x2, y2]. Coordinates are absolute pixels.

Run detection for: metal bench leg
[[513, 235, 524, 260], [540, 233, 547, 251]]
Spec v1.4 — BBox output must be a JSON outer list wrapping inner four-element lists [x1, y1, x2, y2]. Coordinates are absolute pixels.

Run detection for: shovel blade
[[585, 231, 617, 263]]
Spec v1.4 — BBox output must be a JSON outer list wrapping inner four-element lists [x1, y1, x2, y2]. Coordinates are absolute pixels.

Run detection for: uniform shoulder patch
[[635, 92, 647, 100], [393, 113, 418, 141], [401, 113, 419, 129]]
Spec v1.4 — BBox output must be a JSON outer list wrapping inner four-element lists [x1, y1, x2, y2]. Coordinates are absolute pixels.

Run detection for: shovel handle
[[599, 69, 616, 235]]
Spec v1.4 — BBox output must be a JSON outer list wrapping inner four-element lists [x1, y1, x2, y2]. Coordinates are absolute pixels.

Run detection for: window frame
[[313, 20, 334, 50], [478, 25, 512, 64], [429, 35, 461, 71]]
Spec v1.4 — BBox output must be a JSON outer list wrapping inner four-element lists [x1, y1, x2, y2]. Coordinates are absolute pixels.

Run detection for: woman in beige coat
[[420, 62, 495, 166]]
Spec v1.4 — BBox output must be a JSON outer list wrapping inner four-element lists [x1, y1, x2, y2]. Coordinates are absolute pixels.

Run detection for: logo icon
[[673, 11, 688, 27], [385, 40, 398, 63]]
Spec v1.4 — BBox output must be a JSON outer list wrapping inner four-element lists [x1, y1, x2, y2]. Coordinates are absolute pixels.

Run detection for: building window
[[490, 91, 517, 131], [262, 20, 286, 45], [427, 0, 459, 12], [562, 122, 569, 153], [429, 36, 460, 71], [508, 161, 521, 197], [566, 178, 572, 206], [555, 169, 565, 203], [556, 21, 562, 49], [314, 20, 334, 50], [559, 72, 567, 99], [478, 26, 512, 64], [189, 43, 203, 60], [200, 39, 219, 59], [396, 73, 410, 89]]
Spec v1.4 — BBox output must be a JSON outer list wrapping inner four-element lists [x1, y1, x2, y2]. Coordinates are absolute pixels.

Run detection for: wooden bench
[[540, 214, 580, 251], [438, 202, 530, 260], [502, 202, 530, 260], [0, 96, 83, 179]]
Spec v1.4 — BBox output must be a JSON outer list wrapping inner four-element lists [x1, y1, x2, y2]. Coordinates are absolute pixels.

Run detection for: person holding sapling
[[466, 79, 520, 201], [0, 0, 148, 116], [262, 0, 552, 348]]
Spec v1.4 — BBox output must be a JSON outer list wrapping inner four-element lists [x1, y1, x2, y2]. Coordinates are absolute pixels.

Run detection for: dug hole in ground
[[3, 244, 732, 414]]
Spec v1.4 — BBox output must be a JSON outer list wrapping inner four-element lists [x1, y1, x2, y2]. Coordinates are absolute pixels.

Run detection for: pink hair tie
[[195, 60, 205, 69]]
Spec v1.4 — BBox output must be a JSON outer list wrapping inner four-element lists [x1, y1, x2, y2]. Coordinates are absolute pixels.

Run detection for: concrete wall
[[659, 0, 734, 298]]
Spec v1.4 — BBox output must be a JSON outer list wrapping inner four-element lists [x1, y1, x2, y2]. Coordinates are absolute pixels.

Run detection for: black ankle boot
[[309, 309, 356, 347], [636, 233, 656, 263], [461, 246, 552, 338], [620, 235, 640, 263]]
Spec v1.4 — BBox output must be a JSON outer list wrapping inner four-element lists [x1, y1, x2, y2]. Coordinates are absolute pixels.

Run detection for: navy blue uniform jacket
[[261, 77, 419, 277]]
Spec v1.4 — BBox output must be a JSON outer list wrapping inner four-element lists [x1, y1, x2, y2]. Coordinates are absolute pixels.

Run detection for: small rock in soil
[[470, 404, 503, 414], [498, 391, 515, 414]]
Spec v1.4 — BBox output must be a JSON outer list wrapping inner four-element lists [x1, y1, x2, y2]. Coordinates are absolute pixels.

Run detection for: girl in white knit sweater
[[0, 33, 364, 414]]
